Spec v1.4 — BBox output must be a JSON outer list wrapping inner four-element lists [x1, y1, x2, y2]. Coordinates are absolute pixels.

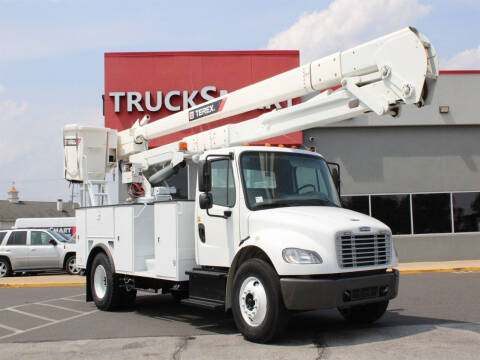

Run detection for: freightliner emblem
[[189, 98, 227, 121]]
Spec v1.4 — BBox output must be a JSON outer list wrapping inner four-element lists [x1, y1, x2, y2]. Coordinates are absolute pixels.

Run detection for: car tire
[[90, 252, 136, 311], [232, 258, 288, 343], [338, 300, 389, 323], [65, 255, 80, 275], [0, 258, 11, 278], [90, 253, 123, 311]]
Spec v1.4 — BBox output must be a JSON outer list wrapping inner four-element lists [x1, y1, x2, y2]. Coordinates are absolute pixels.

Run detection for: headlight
[[282, 248, 323, 264]]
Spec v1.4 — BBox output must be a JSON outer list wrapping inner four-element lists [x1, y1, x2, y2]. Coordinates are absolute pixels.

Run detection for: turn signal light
[[179, 142, 188, 151]]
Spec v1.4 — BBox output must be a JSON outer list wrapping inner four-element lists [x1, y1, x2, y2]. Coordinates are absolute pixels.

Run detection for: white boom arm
[[119, 27, 438, 168]]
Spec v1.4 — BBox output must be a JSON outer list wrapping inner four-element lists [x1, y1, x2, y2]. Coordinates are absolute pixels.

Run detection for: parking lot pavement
[[0, 272, 479, 359]]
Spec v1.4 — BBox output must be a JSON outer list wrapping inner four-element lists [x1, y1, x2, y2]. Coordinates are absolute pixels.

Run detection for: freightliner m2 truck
[[63, 27, 438, 342]]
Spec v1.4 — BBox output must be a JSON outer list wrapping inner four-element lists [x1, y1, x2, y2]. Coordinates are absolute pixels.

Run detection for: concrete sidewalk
[[0, 260, 479, 288]]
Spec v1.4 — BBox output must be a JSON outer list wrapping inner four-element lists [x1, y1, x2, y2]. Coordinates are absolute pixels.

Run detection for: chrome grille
[[336, 232, 391, 268]]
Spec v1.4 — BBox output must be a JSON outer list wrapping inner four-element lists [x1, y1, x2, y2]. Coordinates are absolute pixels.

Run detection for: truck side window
[[211, 159, 236, 207], [6, 231, 27, 246]]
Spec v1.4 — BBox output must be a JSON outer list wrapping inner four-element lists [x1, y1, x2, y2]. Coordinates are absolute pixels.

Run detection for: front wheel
[[338, 300, 389, 323], [65, 255, 80, 275], [232, 258, 288, 343], [0, 258, 11, 278]]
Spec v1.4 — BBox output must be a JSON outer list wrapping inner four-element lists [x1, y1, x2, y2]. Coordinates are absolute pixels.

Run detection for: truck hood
[[246, 206, 394, 275], [248, 206, 389, 237]]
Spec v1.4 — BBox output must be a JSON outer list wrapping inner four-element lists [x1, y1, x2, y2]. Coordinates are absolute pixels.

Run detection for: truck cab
[[190, 146, 398, 341]]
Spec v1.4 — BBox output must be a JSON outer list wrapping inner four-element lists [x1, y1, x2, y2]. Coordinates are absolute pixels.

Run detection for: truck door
[[196, 158, 238, 267], [29, 231, 61, 269]]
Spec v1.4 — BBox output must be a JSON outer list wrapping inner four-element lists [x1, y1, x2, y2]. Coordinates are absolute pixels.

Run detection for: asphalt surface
[[0, 272, 479, 359]]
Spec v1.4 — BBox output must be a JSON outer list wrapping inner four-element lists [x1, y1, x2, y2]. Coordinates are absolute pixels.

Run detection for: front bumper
[[280, 269, 399, 311]]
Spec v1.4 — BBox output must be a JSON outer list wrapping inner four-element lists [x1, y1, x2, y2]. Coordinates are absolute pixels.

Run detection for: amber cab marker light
[[179, 142, 188, 151], [278, 144, 285, 148], [264, 143, 272, 147], [242, 142, 249, 146]]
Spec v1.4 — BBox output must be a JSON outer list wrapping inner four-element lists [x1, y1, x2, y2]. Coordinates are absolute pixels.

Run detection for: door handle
[[31, 249, 36, 251], [198, 223, 206, 243]]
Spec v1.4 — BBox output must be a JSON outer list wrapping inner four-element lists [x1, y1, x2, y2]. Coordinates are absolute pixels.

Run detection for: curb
[[0, 282, 85, 288], [399, 267, 480, 274]]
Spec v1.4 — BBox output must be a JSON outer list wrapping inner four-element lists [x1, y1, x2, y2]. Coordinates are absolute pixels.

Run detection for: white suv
[[0, 229, 78, 277]]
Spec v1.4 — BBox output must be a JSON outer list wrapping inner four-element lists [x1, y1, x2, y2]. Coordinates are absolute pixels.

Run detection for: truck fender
[[85, 244, 116, 302], [225, 245, 274, 311]]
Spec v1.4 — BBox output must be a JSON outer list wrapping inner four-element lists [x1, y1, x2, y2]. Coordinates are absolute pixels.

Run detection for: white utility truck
[[64, 27, 438, 342]]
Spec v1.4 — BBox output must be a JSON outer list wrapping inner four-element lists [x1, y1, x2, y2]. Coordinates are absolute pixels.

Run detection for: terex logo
[[109, 86, 227, 113]]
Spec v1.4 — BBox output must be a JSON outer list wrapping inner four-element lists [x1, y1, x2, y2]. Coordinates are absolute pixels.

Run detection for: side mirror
[[49, 239, 57, 246], [327, 162, 341, 195], [198, 160, 212, 193], [199, 192, 213, 210]]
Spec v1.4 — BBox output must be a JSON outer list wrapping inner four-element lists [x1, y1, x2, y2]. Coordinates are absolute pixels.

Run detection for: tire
[[90, 252, 136, 310], [231, 258, 288, 343], [0, 258, 11, 278], [338, 300, 389, 323], [65, 255, 80, 275]]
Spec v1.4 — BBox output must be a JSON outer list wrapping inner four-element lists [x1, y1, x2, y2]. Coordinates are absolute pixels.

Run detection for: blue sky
[[1, 0, 480, 202]]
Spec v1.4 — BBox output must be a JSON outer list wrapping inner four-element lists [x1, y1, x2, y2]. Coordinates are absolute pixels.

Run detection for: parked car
[[0, 229, 79, 277], [14, 217, 76, 242]]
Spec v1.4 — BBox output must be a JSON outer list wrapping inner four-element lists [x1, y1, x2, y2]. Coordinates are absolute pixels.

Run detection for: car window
[[31, 231, 54, 246], [0, 231, 7, 244], [6, 231, 27, 246]]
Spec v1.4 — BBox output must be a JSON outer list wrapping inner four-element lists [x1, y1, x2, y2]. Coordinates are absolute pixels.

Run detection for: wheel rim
[[238, 276, 267, 327], [94, 264, 107, 299], [68, 257, 80, 275], [0, 262, 7, 277]]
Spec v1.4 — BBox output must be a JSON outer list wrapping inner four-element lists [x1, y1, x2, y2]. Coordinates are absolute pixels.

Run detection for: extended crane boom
[[118, 27, 438, 163]]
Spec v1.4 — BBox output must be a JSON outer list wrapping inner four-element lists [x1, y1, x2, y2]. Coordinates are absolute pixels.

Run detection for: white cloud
[[266, 0, 431, 63], [441, 45, 480, 70]]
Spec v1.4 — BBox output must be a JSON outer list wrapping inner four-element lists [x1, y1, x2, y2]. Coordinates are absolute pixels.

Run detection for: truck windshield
[[240, 151, 341, 210]]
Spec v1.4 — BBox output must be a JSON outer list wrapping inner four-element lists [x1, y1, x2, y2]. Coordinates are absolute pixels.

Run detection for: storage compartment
[[154, 201, 195, 281], [77, 204, 154, 274]]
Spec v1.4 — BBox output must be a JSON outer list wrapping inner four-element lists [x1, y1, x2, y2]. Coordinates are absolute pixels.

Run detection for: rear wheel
[[338, 300, 389, 323], [65, 255, 80, 275], [0, 258, 11, 278], [232, 258, 288, 343], [90, 252, 136, 310]]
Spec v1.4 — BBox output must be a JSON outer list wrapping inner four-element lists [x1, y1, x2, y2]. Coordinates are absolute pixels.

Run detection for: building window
[[453, 192, 480, 232], [412, 193, 452, 234], [341, 195, 370, 216], [371, 194, 411, 235]]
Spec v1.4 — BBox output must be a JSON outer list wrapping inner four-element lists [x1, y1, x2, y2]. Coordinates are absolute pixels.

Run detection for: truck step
[[181, 297, 224, 310], [186, 267, 227, 279]]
